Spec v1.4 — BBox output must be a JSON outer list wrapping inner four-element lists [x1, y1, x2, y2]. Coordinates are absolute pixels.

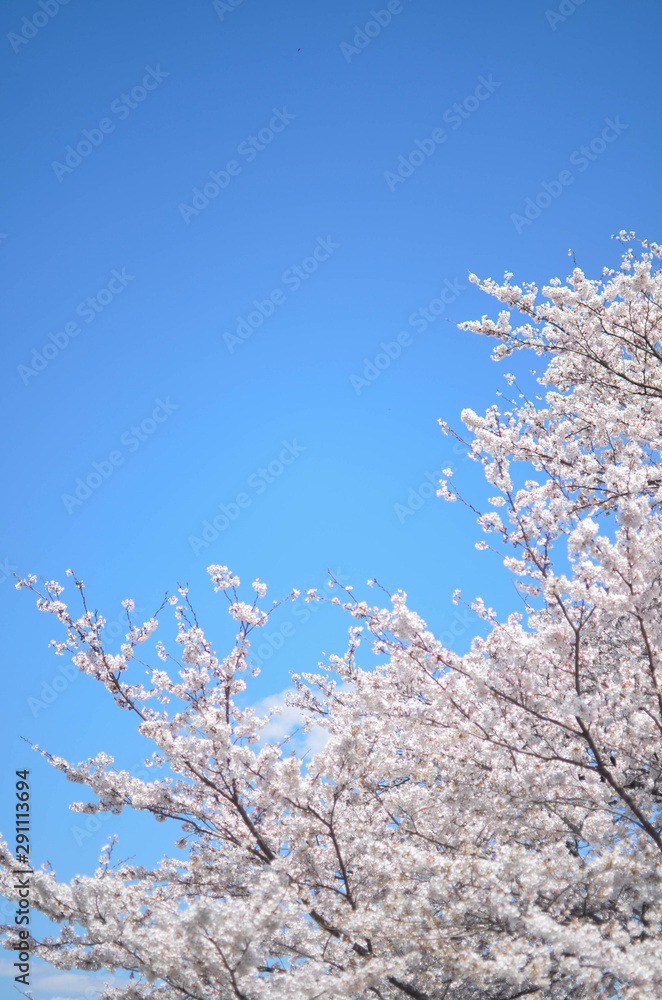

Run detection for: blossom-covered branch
[[2, 236, 662, 999]]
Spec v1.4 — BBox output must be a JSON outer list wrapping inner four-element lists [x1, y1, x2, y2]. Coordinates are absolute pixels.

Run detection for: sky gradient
[[2, 1, 662, 996]]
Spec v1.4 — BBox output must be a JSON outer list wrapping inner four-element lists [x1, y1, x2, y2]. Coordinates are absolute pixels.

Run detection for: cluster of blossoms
[[2, 236, 662, 999]]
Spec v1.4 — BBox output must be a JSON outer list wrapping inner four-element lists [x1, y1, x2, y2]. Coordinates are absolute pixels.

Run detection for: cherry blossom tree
[[3, 233, 662, 1000]]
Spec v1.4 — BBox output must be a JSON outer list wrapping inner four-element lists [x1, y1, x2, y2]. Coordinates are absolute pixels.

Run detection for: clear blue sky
[[2, 0, 661, 995]]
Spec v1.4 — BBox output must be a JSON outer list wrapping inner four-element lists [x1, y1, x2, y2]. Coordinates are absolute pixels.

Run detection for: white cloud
[[250, 687, 329, 758], [0, 956, 17, 976], [0, 958, 125, 1000], [41, 970, 126, 996]]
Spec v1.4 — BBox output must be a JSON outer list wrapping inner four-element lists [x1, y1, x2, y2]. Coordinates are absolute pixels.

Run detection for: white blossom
[[229, 602, 267, 626], [4, 237, 662, 1000]]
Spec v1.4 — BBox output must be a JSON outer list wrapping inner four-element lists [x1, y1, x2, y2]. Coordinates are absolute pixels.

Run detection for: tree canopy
[[3, 235, 662, 1000]]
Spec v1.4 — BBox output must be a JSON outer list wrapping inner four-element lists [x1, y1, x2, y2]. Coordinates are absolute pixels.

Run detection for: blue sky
[[2, 0, 661, 995]]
